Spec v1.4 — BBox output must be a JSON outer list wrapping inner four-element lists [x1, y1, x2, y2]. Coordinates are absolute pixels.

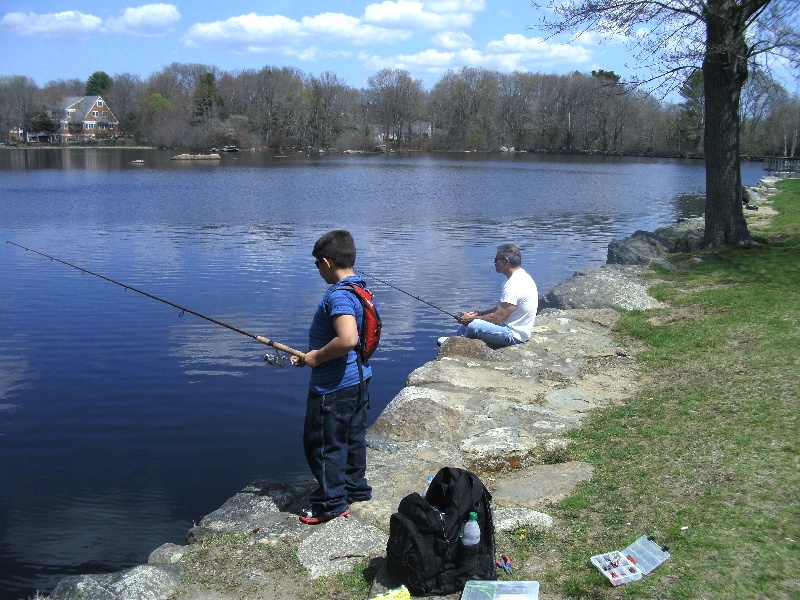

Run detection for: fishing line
[[7, 241, 303, 363], [355, 268, 461, 321]]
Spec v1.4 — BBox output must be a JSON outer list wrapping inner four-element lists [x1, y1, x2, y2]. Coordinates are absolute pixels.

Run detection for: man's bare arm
[[459, 302, 516, 325]]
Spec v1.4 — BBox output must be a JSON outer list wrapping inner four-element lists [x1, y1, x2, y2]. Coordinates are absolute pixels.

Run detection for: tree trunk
[[702, 0, 754, 247]]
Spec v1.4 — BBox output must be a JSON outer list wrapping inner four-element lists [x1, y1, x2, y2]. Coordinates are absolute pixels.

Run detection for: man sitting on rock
[[441, 243, 538, 348]]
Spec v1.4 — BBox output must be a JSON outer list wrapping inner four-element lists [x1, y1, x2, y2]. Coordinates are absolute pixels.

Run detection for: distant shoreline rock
[[170, 153, 221, 160]]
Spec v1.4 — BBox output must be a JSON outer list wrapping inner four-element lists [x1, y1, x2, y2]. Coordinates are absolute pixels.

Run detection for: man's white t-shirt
[[499, 267, 538, 342]]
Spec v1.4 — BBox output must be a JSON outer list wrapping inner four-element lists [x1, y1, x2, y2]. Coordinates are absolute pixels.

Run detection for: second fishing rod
[[355, 269, 462, 321]]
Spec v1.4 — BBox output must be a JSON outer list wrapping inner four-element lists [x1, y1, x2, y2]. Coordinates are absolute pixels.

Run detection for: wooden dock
[[764, 157, 800, 174]]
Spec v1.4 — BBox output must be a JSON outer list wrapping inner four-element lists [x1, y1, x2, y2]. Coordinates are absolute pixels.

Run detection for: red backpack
[[339, 283, 381, 360]]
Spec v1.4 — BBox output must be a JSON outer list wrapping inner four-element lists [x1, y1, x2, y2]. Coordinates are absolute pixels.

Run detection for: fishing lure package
[[589, 535, 671, 586]]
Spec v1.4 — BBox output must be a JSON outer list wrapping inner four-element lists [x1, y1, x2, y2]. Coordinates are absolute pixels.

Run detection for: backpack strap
[[333, 281, 370, 412], [335, 282, 368, 355], [355, 344, 369, 413]]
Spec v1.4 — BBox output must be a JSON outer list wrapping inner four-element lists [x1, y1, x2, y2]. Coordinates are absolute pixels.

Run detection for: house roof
[[60, 96, 117, 124]]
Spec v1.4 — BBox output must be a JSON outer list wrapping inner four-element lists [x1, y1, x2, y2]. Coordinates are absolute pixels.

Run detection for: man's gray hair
[[496, 243, 522, 267]]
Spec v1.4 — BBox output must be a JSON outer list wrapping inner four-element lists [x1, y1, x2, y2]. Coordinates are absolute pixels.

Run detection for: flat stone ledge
[[297, 514, 387, 579], [490, 462, 595, 509]]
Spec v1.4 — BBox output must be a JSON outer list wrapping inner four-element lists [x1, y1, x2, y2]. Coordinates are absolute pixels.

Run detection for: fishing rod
[[7, 241, 304, 365], [355, 268, 462, 321]]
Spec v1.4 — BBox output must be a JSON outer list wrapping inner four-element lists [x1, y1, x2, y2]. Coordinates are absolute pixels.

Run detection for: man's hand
[[460, 303, 516, 326], [459, 311, 479, 325]]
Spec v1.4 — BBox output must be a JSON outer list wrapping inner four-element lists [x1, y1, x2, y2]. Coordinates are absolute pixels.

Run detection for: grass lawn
[[501, 179, 799, 599]]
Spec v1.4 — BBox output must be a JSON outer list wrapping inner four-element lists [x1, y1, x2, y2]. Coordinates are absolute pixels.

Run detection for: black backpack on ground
[[386, 467, 496, 596]]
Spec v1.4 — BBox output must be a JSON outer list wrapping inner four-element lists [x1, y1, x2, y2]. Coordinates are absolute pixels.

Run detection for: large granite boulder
[[539, 264, 663, 311], [50, 564, 182, 600], [651, 217, 705, 252], [607, 230, 674, 269], [607, 216, 705, 268], [544, 214, 708, 311]]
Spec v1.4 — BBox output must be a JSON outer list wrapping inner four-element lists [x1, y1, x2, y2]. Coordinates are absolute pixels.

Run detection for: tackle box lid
[[589, 535, 671, 586], [461, 579, 539, 600], [623, 535, 671, 574]]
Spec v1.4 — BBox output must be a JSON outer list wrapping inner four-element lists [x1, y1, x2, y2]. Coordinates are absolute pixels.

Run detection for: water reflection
[[0, 340, 32, 403], [674, 193, 707, 217], [3, 485, 187, 594]]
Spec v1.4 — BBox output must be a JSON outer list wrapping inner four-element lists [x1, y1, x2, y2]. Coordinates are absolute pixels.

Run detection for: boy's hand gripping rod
[[7, 242, 304, 366]]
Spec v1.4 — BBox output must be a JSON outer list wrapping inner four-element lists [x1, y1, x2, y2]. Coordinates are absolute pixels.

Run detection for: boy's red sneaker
[[299, 508, 350, 525]]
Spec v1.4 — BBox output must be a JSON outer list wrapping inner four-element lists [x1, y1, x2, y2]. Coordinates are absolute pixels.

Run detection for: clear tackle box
[[589, 535, 671, 586], [461, 580, 539, 600]]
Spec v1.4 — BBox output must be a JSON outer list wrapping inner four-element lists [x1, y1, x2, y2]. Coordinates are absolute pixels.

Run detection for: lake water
[[0, 149, 765, 598]]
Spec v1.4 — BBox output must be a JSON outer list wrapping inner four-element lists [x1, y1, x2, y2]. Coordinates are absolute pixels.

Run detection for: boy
[[290, 230, 374, 524]]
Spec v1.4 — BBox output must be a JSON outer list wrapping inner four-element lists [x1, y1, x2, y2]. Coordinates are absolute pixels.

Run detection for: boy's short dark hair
[[313, 230, 357, 267]]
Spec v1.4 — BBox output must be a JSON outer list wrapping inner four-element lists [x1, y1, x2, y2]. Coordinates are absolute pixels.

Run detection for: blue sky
[[0, 0, 639, 90]]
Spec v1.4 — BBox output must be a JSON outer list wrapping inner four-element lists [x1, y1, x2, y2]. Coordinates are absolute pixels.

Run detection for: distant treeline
[[2, 63, 799, 156]]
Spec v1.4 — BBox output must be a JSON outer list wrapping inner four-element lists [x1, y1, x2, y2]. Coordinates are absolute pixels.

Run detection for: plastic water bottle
[[423, 475, 434, 499], [461, 511, 480, 546]]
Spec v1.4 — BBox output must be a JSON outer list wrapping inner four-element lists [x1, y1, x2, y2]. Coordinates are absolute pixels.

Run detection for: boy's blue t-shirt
[[308, 275, 373, 394]]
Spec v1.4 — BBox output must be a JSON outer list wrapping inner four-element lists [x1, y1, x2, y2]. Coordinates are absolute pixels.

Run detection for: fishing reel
[[263, 348, 287, 367]]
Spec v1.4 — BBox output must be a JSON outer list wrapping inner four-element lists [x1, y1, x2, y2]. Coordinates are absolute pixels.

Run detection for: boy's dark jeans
[[303, 380, 372, 517]]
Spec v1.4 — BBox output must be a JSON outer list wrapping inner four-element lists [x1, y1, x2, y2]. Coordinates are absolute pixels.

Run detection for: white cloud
[[486, 33, 592, 65], [0, 10, 103, 41], [183, 13, 300, 49], [105, 4, 181, 37], [487, 33, 551, 52], [425, 0, 487, 12], [0, 5, 181, 40], [361, 32, 594, 82], [301, 12, 410, 45], [362, 48, 457, 75], [431, 31, 473, 49], [183, 11, 410, 54], [363, 0, 476, 30]]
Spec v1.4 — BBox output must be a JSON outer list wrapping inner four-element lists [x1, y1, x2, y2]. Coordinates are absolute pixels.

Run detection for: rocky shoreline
[[44, 178, 780, 600]]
